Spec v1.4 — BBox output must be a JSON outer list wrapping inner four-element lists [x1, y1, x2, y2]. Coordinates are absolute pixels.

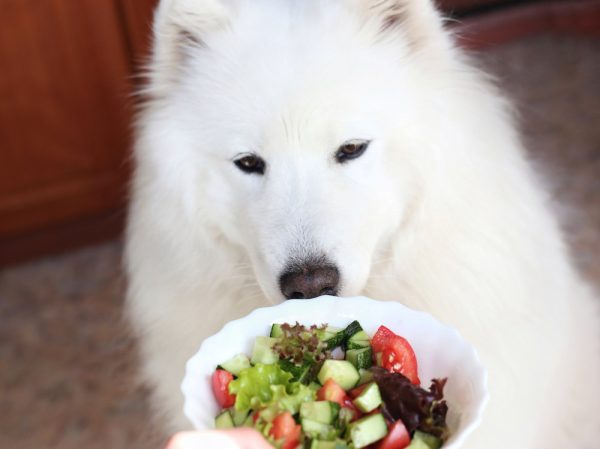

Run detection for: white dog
[[125, 0, 600, 447]]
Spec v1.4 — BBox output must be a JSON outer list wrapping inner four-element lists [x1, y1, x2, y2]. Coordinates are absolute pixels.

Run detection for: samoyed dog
[[125, 0, 600, 447]]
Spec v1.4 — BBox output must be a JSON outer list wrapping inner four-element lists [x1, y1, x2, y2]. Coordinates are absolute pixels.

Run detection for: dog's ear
[[346, 0, 448, 49], [148, 0, 233, 94]]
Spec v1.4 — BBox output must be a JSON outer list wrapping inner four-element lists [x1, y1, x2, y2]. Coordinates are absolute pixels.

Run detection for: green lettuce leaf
[[276, 382, 317, 413], [228, 363, 316, 413]]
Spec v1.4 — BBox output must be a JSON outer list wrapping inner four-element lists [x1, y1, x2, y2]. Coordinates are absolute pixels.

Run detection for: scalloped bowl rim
[[181, 296, 489, 448]]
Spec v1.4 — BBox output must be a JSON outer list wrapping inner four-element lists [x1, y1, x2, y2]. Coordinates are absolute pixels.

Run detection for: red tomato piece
[[371, 326, 397, 353], [376, 420, 411, 449], [284, 424, 301, 449], [211, 369, 236, 408], [372, 326, 420, 385], [269, 412, 301, 449], [382, 340, 420, 385], [317, 379, 347, 406]]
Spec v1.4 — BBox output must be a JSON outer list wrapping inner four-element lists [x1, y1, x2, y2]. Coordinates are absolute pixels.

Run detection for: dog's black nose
[[279, 262, 340, 300]]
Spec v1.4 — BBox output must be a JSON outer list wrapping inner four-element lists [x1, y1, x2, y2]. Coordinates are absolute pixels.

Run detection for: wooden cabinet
[[121, 0, 158, 58], [0, 0, 157, 265]]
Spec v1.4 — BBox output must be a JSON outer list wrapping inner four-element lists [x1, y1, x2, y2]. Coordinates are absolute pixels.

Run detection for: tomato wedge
[[376, 420, 411, 449], [372, 326, 420, 385], [317, 379, 347, 406], [211, 369, 236, 408], [381, 342, 420, 385], [371, 325, 397, 353], [269, 412, 301, 449]]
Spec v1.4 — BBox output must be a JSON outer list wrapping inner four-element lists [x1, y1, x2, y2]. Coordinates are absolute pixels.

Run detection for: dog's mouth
[[278, 256, 340, 300]]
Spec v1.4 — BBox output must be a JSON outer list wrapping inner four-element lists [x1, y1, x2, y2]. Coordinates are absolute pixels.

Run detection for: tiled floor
[[0, 243, 165, 449], [1, 35, 598, 449]]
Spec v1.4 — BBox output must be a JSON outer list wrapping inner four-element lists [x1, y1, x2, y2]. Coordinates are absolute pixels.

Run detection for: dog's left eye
[[233, 153, 266, 175], [335, 139, 370, 163]]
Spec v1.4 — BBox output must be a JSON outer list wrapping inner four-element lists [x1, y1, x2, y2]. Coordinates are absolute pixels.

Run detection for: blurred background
[[0, 0, 599, 448]]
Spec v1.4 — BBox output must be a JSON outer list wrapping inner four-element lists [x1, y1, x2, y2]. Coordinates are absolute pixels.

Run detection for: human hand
[[165, 429, 273, 449]]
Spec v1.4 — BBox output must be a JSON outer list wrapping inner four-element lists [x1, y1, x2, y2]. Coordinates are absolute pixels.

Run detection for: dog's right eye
[[335, 139, 370, 164], [233, 154, 266, 175]]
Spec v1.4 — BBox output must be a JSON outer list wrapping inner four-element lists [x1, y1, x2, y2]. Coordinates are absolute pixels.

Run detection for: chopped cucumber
[[338, 407, 354, 428], [301, 419, 337, 440], [215, 410, 234, 429], [318, 326, 343, 339], [345, 347, 373, 370], [406, 431, 443, 449], [357, 368, 374, 385], [345, 413, 388, 448], [250, 336, 279, 365], [242, 414, 254, 427], [309, 381, 322, 391], [310, 441, 334, 449], [230, 408, 249, 427], [405, 439, 429, 449], [352, 382, 382, 413], [346, 330, 370, 350], [300, 401, 340, 424], [321, 327, 346, 349], [309, 440, 351, 449], [278, 359, 316, 384], [255, 405, 278, 423], [343, 321, 363, 340], [346, 340, 370, 350], [318, 360, 360, 390], [374, 351, 383, 367], [342, 321, 371, 350], [219, 354, 251, 376], [270, 323, 284, 338], [349, 330, 369, 341]]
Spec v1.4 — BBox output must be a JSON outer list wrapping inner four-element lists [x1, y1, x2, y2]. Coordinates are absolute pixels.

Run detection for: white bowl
[[181, 296, 488, 448]]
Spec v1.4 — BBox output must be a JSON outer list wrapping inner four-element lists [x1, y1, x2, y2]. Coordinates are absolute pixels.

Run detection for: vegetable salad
[[210, 321, 449, 449]]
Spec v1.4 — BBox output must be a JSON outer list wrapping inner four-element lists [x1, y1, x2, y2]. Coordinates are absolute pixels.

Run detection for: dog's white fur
[[125, 1, 600, 447]]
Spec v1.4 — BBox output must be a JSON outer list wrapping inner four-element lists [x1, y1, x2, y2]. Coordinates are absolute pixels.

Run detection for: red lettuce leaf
[[371, 367, 449, 440]]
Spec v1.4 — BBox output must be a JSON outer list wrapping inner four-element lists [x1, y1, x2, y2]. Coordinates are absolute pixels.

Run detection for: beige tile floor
[[1, 35, 598, 449]]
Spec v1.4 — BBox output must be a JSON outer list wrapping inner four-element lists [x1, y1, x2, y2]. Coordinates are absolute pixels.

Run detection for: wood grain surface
[[0, 0, 133, 239], [120, 0, 158, 65]]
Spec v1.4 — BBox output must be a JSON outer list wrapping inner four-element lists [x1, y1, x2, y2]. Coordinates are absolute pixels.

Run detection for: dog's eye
[[335, 139, 370, 163], [233, 154, 266, 175]]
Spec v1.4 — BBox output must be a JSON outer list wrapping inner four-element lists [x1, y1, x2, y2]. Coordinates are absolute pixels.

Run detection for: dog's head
[[143, 0, 453, 301]]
